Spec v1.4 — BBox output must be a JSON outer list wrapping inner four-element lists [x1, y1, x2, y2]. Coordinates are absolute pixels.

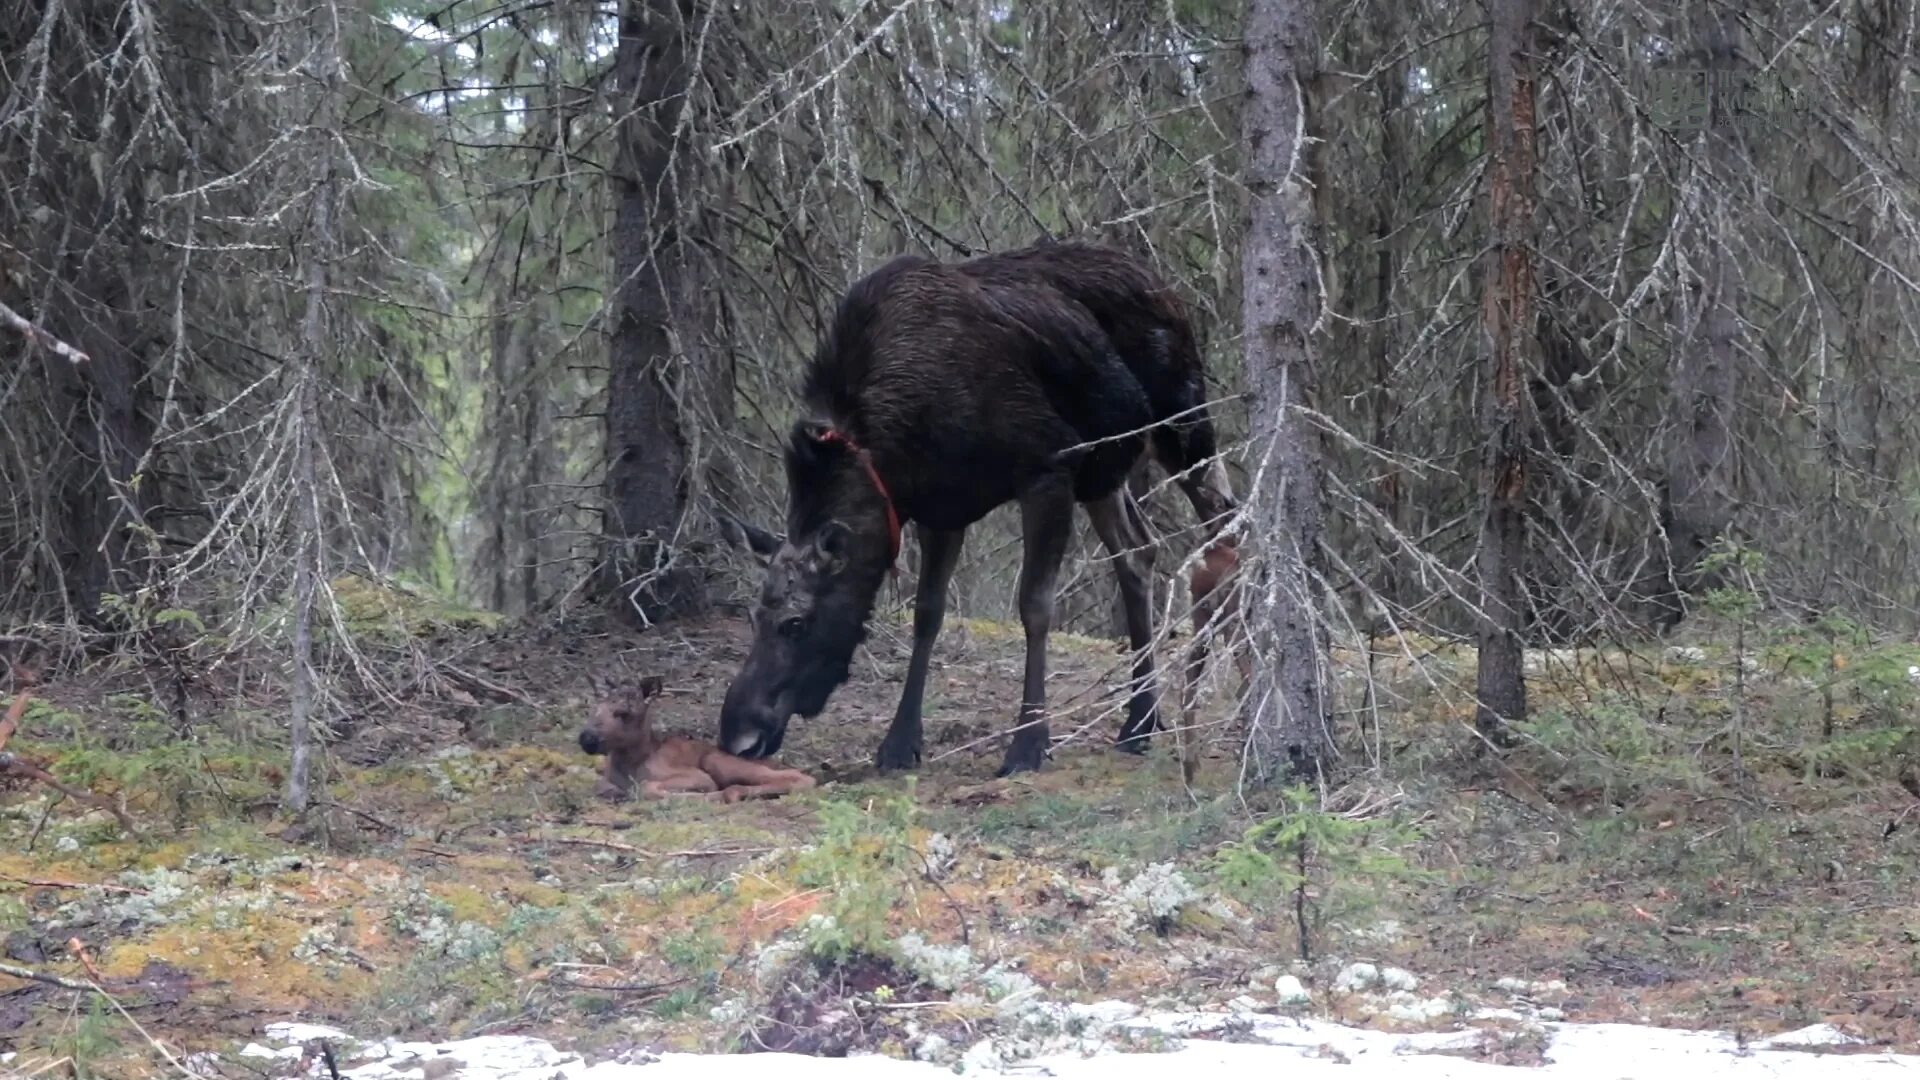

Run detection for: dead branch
[[0, 753, 138, 834], [0, 300, 89, 364], [0, 960, 98, 992], [0, 875, 145, 894], [65, 937, 104, 982], [0, 691, 137, 834]]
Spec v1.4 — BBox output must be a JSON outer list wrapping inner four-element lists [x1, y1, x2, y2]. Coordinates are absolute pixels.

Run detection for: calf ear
[[638, 675, 664, 699]]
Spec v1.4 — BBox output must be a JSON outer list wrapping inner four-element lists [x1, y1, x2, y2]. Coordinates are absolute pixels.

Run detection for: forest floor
[[3, 587, 1919, 1076]]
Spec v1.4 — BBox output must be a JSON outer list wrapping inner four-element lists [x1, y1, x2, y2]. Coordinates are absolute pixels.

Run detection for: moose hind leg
[[999, 475, 1076, 777], [1086, 491, 1160, 752], [877, 526, 966, 771]]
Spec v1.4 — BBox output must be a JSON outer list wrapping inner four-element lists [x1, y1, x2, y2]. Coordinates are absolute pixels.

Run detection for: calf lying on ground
[[578, 677, 817, 804]]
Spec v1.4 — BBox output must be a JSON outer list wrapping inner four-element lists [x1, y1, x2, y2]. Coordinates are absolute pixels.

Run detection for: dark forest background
[[3, 0, 1915, 792]]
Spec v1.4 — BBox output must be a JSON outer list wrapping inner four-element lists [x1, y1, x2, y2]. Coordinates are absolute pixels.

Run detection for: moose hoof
[[873, 737, 922, 772], [995, 748, 1047, 778]]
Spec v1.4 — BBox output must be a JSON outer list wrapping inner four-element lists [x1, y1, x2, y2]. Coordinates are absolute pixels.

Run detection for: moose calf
[[1177, 534, 1253, 776], [578, 677, 816, 804]]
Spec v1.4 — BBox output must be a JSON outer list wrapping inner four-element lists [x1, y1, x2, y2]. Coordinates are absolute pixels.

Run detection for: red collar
[[816, 427, 902, 569]]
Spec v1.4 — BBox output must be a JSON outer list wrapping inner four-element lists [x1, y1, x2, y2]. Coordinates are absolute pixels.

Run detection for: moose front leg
[[999, 476, 1075, 777], [1086, 492, 1160, 753], [877, 526, 967, 771]]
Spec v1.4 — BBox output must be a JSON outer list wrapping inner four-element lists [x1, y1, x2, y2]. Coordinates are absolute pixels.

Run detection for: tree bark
[[1658, 11, 1742, 617], [286, 6, 347, 816], [602, 0, 710, 625], [1239, 0, 1331, 783], [1368, 12, 1406, 611], [1473, 0, 1537, 744]]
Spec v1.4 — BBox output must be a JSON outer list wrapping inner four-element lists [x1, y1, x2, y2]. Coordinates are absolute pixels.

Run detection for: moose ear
[[815, 520, 852, 563], [638, 675, 664, 699], [719, 513, 783, 561]]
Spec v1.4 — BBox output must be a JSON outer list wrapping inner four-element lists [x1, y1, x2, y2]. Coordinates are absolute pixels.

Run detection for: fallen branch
[[65, 938, 104, 982], [0, 300, 89, 364], [544, 835, 642, 854], [1, 753, 137, 834], [535, 833, 772, 859], [438, 663, 531, 705], [548, 972, 687, 995], [0, 690, 138, 835], [0, 875, 144, 895], [318, 798, 407, 835], [0, 960, 98, 993]]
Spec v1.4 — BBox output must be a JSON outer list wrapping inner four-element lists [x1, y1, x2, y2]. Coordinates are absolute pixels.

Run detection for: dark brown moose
[[718, 240, 1237, 777]]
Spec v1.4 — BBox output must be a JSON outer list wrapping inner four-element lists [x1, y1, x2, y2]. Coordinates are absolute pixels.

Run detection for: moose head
[[717, 418, 900, 759]]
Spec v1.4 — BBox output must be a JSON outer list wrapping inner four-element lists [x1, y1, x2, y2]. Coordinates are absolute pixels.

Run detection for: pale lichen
[[1100, 863, 1203, 934]]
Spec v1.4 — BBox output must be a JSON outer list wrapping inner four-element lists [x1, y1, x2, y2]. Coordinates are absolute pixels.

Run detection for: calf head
[[578, 676, 663, 800], [718, 421, 893, 759]]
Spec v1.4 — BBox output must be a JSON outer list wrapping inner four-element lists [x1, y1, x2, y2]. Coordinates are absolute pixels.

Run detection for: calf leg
[[718, 772, 818, 803], [705, 752, 818, 802], [999, 475, 1076, 777], [1085, 491, 1160, 753], [639, 768, 721, 799], [876, 526, 966, 771]]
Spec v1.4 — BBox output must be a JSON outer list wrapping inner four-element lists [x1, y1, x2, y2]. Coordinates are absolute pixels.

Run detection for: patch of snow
[[1384, 993, 1456, 1022], [1068, 1000, 1140, 1025], [1754, 1024, 1865, 1050], [1274, 974, 1311, 1004], [959, 1038, 1002, 1073], [1354, 919, 1403, 943], [258, 1007, 1920, 1079], [1379, 966, 1419, 992], [264, 1021, 354, 1043], [1333, 961, 1380, 992]]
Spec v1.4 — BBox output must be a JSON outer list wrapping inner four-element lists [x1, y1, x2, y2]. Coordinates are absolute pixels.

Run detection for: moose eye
[[778, 615, 807, 639]]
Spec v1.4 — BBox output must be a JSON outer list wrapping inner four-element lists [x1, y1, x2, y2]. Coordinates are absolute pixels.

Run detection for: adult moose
[[720, 241, 1236, 777]]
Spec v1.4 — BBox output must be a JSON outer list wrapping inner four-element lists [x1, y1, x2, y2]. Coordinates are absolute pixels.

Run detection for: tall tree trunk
[[1369, 11, 1406, 612], [286, 4, 347, 816], [602, 0, 708, 624], [1659, 11, 1741, 614], [1473, 0, 1537, 744], [1239, 0, 1331, 783]]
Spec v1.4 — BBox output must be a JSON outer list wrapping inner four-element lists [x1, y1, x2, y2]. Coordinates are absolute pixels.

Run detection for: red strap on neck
[[817, 427, 902, 569]]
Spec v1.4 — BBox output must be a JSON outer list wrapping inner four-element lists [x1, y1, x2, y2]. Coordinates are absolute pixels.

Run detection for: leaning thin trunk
[[1473, 0, 1538, 743], [1239, 0, 1331, 783]]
